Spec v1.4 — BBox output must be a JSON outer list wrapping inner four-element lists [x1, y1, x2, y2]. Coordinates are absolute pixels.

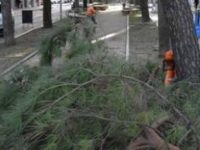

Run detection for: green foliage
[[0, 20, 199, 150], [0, 67, 40, 111], [0, 51, 165, 149], [75, 139, 94, 150], [40, 20, 73, 66], [67, 38, 96, 58], [39, 17, 99, 66], [166, 125, 187, 144], [1, 41, 200, 150]]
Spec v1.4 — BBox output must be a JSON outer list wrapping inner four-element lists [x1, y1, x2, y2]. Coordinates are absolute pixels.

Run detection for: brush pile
[[0, 19, 200, 150]]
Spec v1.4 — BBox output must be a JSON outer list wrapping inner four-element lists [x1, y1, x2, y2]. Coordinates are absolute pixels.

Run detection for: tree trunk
[[140, 0, 151, 22], [83, 0, 87, 9], [75, 0, 79, 8], [158, 0, 170, 56], [130, 0, 134, 4], [195, 0, 199, 9], [162, 0, 200, 81], [43, 0, 52, 28], [135, 0, 140, 5], [1, 0, 15, 46]]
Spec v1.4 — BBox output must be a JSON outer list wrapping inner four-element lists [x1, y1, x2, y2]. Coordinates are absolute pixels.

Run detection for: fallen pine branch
[[102, 74, 200, 149], [22, 74, 200, 149], [128, 127, 181, 150]]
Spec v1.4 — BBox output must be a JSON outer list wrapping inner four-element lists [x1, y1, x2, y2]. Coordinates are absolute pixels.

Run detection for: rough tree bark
[[134, 0, 140, 5], [1, 0, 15, 46], [140, 0, 151, 22], [75, 0, 79, 7], [83, 0, 87, 9], [130, 0, 134, 4], [158, 0, 170, 56], [43, 0, 52, 28], [162, 0, 200, 81]]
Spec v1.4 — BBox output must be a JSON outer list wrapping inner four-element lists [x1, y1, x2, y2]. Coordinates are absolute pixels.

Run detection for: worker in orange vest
[[163, 49, 176, 85], [86, 3, 97, 24]]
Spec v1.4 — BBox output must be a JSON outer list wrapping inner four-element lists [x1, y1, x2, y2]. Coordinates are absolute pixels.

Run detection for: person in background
[[122, 0, 126, 9], [86, 3, 97, 24]]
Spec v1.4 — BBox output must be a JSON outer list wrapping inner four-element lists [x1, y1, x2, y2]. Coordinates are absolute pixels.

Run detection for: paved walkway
[[129, 22, 158, 64], [95, 5, 127, 58], [95, 5, 159, 62], [0, 4, 71, 44], [0, 4, 159, 77], [26, 4, 128, 68]]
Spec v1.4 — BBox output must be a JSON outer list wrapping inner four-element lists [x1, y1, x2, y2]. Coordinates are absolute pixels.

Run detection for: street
[[0, 3, 71, 43]]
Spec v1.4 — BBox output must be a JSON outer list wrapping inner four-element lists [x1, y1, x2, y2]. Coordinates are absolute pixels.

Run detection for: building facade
[[11, 0, 42, 9]]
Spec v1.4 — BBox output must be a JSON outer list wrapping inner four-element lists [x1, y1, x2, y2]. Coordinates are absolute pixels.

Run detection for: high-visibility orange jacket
[[86, 6, 96, 16]]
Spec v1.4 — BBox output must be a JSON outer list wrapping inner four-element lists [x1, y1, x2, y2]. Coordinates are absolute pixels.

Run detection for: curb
[[0, 25, 42, 77], [0, 50, 39, 77], [15, 25, 42, 38]]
